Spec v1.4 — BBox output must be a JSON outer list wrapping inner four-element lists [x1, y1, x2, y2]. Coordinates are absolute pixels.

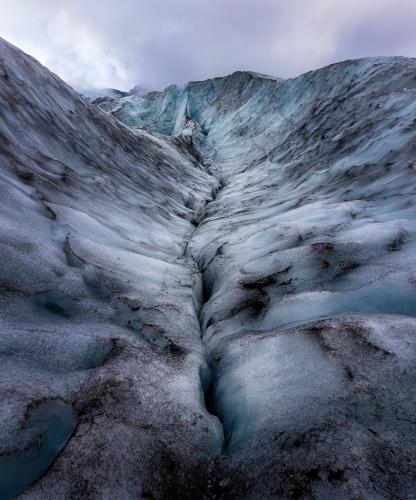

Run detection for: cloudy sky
[[0, 0, 415, 91]]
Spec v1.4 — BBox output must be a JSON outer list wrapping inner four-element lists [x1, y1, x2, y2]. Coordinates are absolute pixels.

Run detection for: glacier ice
[[1, 36, 416, 498]]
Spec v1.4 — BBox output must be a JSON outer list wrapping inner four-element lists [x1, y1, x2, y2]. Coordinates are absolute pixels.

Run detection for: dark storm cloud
[[0, 0, 415, 90]]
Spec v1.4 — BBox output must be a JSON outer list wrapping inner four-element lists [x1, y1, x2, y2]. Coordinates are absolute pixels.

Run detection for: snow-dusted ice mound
[[1, 36, 416, 498]]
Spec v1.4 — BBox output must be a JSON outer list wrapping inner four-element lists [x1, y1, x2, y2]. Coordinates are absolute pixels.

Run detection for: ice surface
[[0, 37, 220, 498], [212, 330, 344, 450], [97, 55, 416, 498], [1, 36, 416, 497]]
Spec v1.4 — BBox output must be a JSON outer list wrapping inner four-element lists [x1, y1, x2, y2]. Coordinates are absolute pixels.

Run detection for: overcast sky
[[0, 0, 415, 91]]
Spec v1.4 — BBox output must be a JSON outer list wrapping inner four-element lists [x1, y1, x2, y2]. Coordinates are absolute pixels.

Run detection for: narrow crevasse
[[176, 135, 228, 453]]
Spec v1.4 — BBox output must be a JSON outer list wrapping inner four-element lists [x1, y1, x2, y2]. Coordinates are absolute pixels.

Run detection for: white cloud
[[0, 0, 415, 91]]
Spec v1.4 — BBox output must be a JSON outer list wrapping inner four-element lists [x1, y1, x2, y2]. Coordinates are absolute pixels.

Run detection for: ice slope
[[99, 58, 416, 497], [0, 37, 221, 499], [1, 34, 416, 498]]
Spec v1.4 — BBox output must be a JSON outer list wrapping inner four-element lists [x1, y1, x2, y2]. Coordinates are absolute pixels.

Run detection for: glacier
[[1, 36, 416, 498]]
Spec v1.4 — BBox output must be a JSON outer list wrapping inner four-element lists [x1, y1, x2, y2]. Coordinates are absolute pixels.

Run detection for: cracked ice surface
[[1, 35, 416, 498], [0, 37, 220, 498], [101, 59, 416, 497]]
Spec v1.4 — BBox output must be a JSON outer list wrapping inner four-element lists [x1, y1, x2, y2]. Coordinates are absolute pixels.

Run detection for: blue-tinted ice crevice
[[183, 160, 228, 451]]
